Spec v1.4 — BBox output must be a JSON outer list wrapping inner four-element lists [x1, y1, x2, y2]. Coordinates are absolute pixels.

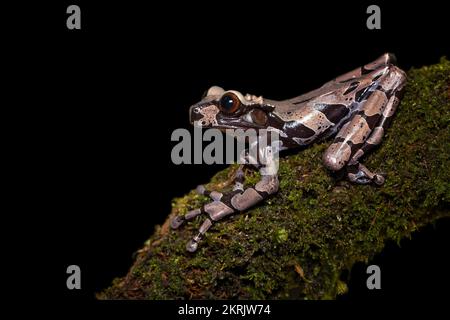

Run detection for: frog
[[171, 53, 407, 252]]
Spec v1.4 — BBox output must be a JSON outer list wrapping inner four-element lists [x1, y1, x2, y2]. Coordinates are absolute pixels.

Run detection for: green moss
[[98, 58, 450, 300]]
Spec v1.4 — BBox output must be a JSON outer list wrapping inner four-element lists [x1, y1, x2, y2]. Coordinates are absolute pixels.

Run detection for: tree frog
[[171, 53, 407, 252]]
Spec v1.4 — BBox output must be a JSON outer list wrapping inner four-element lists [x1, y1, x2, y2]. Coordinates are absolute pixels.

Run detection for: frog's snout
[[189, 103, 219, 127], [189, 105, 203, 124]]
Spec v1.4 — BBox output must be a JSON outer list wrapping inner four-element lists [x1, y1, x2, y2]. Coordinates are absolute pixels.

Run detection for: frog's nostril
[[190, 106, 204, 124]]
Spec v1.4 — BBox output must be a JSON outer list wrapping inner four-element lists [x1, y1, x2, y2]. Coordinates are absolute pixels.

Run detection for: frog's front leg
[[170, 165, 247, 230], [323, 64, 407, 185], [196, 165, 246, 198], [171, 164, 279, 252]]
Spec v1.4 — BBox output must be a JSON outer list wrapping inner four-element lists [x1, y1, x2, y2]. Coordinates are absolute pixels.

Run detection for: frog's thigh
[[343, 94, 397, 184], [323, 111, 377, 172], [348, 66, 407, 164], [335, 53, 396, 83], [322, 90, 385, 172], [348, 91, 402, 165], [323, 65, 406, 172]]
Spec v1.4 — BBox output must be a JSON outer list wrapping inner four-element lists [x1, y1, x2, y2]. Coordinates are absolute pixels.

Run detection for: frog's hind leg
[[323, 64, 406, 185], [335, 53, 397, 83], [346, 74, 406, 185]]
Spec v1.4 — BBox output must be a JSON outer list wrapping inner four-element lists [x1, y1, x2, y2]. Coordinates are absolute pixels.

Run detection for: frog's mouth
[[189, 105, 204, 124], [216, 117, 266, 130], [189, 102, 268, 130]]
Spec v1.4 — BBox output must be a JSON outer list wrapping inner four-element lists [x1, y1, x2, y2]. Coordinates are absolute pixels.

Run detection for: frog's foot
[[185, 218, 213, 252], [346, 163, 385, 185], [181, 174, 279, 252], [170, 173, 244, 231], [196, 185, 224, 201], [170, 207, 202, 230], [170, 215, 185, 229]]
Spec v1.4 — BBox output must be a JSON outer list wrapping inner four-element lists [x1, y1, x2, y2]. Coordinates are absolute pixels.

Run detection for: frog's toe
[[186, 240, 198, 252], [347, 163, 387, 186], [196, 184, 223, 201], [354, 177, 372, 184], [196, 185, 206, 195], [350, 172, 385, 185], [170, 215, 185, 229], [373, 173, 386, 186]]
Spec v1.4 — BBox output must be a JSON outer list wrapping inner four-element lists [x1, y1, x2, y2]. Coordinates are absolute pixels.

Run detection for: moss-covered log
[[99, 59, 450, 300]]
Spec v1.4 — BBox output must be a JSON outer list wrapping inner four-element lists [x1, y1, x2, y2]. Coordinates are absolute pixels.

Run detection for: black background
[[24, 0, 449, 311]]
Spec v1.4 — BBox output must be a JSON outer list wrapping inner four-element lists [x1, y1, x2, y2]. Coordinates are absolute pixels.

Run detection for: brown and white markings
[[173, 53, 407, 252]]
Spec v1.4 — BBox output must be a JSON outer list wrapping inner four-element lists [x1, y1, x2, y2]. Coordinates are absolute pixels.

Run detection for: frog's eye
[[219, 93, 241, 114]]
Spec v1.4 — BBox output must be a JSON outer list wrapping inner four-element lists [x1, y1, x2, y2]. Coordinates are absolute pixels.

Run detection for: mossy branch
[[99, 59, 450, 300]]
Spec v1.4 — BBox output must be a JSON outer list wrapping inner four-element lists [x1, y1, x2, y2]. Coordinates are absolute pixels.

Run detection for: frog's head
[[189, 86, 274, 130]]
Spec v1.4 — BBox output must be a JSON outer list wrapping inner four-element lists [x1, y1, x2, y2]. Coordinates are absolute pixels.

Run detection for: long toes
[[356, 178, 372, 184], [186, 240, 198, 252], [170, 215, 185, 229], [196, 185, 206, 195], [373, 174, 385, 186], [350, 175, 372, 184]]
